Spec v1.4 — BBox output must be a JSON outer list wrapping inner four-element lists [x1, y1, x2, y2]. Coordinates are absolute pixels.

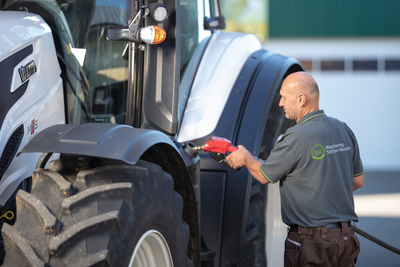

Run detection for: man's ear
[[299, 93, 307, 106]]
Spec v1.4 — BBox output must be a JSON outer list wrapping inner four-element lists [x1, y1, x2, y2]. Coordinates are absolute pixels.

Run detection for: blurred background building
[[223, 0, 400, 172], [222, 0, 267, 42], [223, 2, 400, 265]]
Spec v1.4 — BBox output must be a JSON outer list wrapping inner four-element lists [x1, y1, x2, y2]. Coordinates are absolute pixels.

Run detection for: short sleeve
[[352, 136, 364, 177], [259, 133, 296, 183], [344, 123, 364, 176]]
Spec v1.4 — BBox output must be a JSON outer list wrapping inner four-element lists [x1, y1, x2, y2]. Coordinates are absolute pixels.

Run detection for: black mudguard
[[192, 49, 303, 266], [20, 123, 175, 164], [19, 123, 200, 265]]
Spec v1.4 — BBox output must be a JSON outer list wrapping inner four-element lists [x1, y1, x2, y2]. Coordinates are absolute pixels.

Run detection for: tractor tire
[[236, 82, 295, 267], [1, 158, 192, 267]]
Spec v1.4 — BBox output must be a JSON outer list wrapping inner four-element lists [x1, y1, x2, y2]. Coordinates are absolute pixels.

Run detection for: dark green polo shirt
[[260, 110, 363, 227]]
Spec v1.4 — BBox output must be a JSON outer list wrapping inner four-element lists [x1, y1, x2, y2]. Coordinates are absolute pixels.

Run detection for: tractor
[[0, 0, 302, 266]]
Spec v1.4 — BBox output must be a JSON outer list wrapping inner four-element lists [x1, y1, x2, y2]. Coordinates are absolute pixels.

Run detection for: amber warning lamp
[[140, 25, 166, 45], [106, 3, 169, 46]]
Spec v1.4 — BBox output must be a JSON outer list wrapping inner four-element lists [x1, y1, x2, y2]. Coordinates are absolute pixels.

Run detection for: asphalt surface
[[353, 171, 400, 267]]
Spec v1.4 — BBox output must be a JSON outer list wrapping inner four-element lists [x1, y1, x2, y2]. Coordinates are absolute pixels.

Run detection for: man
[[226, 72, 364, 267]]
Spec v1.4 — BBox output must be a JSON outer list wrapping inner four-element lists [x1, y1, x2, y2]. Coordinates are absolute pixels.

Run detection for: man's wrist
[[244, 151, 255, 166], [242, 151, 249, 166], [253, 155, 263, 162]]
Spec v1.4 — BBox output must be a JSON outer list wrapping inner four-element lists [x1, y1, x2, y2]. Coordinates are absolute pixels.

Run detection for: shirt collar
[[298, 110, 325, 125]]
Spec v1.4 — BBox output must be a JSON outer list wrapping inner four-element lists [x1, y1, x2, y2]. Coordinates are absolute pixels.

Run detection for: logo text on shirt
[[326, 143, 351, 155]]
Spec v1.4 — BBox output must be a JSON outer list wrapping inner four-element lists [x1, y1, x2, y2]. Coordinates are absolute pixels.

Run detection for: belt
[[288, 221, 352, 233]]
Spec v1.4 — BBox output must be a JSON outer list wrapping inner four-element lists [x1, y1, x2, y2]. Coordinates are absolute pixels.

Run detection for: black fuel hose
[[355, 227, 400, 255]]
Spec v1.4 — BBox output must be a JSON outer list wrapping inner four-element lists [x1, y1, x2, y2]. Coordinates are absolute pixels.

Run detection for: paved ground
[[353, 171, 400, 267]]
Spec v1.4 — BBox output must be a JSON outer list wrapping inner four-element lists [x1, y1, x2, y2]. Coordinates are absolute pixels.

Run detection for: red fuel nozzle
[[193, 136, 238, 154], [193, 136, 240, 171]]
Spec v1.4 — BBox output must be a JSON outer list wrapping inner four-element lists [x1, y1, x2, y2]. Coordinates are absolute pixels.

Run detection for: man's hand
[[226, 145, 269, 184], [226, 145, 250, 169]]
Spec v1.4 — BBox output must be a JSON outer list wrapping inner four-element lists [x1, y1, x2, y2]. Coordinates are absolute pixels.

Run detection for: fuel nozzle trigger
[[193, 136, 241, 172], [209, 152, 240, 172]]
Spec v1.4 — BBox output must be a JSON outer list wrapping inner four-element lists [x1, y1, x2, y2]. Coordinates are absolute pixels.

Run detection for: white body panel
[[0, 11, 65, 206], [177, 31, 261, 143]]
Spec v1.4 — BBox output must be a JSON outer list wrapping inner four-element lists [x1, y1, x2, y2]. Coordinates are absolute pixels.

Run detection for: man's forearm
[[244, 153, 269, 184], [353, 173, 364, 192]]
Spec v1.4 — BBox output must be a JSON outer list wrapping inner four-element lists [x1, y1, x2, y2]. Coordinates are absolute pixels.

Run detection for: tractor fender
[[20, 123, 200, 263], [20, 123, 174, 164]]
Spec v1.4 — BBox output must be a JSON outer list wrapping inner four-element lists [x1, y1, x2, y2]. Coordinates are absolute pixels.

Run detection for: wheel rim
[[129, 230, 174, 267]]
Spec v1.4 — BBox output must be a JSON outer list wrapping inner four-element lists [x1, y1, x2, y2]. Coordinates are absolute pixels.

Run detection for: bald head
[[283, 72, 319, 98], [279, 72, 320, 122]]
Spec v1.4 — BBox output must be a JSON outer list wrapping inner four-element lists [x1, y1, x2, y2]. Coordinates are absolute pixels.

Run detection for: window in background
[[353, 59, 378, 71], [321, 59, 345, 71], [385, 59, 400, 71], [297, 59, 313, 71]]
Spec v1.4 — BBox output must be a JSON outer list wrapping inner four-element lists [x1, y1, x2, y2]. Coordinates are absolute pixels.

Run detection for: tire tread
[[3, 159, 191, 267], [16, 190, 58, 235], [2, 223, 47, 267], [49, 211, 120, 257]]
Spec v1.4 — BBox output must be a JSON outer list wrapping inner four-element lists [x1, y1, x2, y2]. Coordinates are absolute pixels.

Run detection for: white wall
[[264, 38, 400, 171]]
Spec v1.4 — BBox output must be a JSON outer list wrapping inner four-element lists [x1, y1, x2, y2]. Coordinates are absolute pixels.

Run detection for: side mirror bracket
[[107, 10, 143, 43]]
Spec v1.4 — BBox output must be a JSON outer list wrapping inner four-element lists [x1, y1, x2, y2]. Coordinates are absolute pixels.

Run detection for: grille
[[0, 125, 24, 180]]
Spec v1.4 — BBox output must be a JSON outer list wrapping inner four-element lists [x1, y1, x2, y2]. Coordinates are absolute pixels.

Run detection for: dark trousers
[[284, 222, 360, 267]]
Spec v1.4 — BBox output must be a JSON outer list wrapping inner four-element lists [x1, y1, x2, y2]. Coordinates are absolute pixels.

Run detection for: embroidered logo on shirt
[[311, 144, 326, 160]]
